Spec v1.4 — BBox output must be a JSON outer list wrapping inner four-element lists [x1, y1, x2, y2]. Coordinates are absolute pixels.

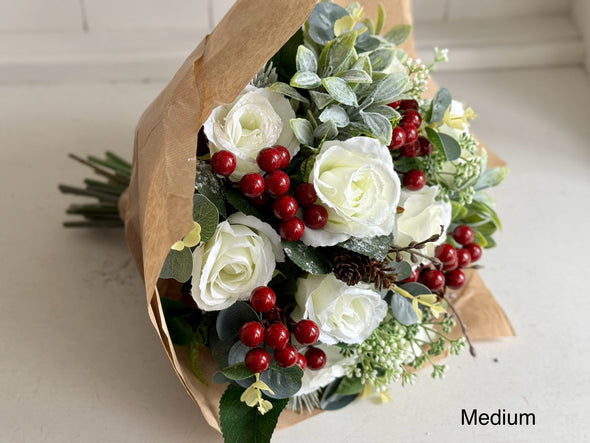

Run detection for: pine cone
[[332, 250, 370, 286]]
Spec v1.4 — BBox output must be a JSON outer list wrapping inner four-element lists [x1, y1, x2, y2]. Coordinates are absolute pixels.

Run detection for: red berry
[[273, 195, 298, 220], [294, 320, 320, 345], [402, 268, 420, 283], [464, 243, 482, 262], [279, 217, 305, 241], [445, 269, 466, 289], [263, 306, 280, 322], [295, 183, 317, 206], [274, 344, 298, 368], [264, 323, 290, 350], [265, 170, 290, 196], [274, 145, 291, 170], [403, 169, 426, 191], [240, 173, 265, 198], [389, 126, 406, 150], [388, 100, 401, 109], [296, 353, 307, 370], [305, 347, 327, 370], [421, 269, 446, 292], [401, 109, 422, 128], [457, 248, 472, 268], [453, 225, 475, 246], [400, 141, 420, 157], [401, 124, 418, 144], [239, 321, 265, 347], [211, 151, 236, 176], [303, 205, 328, 229], [250, 287, 276, 312], [418, 136, 434, 156], [435, 243, 457, 267], [245, 348, 270, 373], [257, 147, 282, 172], [399, 99, 419, 111], [249, 193, 269, 207], [443, 255, 459, 272]]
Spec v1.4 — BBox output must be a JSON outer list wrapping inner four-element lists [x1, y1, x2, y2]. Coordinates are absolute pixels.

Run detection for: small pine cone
[[332, 250, 370, 286]]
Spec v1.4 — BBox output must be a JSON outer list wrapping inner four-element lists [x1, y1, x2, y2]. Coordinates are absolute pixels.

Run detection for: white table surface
[[1, 66, 589, 442]]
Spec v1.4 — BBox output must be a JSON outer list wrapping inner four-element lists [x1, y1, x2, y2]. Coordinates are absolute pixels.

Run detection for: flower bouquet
[[60, 0, 514, 441]]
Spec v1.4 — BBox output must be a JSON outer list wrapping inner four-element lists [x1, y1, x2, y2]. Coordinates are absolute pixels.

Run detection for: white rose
[[191, 213, 284, 311], [395, 185, 452, 266], [295, 344, 356, 396], [293, 273, 388, 345], [302, 136, 401, 247], [203, 85, 300, 179]]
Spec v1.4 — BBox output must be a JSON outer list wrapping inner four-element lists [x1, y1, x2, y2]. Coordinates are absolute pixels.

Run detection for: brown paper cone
[[118, 0, 514, 434]]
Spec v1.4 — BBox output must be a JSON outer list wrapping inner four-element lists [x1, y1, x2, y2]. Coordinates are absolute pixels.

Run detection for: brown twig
[[445, 297, 477, 357]]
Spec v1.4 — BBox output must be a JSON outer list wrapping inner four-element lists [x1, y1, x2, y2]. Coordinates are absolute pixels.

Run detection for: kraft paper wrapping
[[118, 0, 514, 433]]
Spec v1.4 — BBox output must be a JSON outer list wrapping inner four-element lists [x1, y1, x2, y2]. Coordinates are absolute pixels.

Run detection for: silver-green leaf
[[159, 247, 192, 282], [290, 118, 314, 146], [384, 24, 413, 45], [322, 77, 357, 106], [270, 82, 310, 104], [319, 104, 350, 128], [338, 69, 372, 83], [370, 72, 409, 104], [290, 71, 322, 89], [296, 45, 318, 73], [361, 111, 392, 145]]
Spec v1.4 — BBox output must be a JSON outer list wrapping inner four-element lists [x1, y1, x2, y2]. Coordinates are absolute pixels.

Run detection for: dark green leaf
[[283, 241, 332, 274], [192, 194, 219, 243], [195, 161, 226, 217], [220, 384, 289, 443], [159, 247, 193, 283], [270, 29, 303, 82], [335, 376, 364, 396], [307, 2, 348, 45], [188, 330, 209, 385], [320, 377, 359, 410], [224, 187, 265, 219], [216, 302, 259, 341], [339, 234, 393, 260], [160, 297, 202, 346]]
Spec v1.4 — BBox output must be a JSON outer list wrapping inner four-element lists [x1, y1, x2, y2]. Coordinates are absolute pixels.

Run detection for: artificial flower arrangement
[[60, 1, 513, 441]]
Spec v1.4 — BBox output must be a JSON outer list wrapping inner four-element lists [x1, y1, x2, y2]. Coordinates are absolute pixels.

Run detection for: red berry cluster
[[239, 286, 325, 373], [388, 100, 434, 159], [402, 225, 483, 292]]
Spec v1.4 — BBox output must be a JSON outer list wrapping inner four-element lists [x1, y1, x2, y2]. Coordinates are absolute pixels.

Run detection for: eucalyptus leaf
[[322, 77, 357, 106], [296, 45, 318, 73], [307, 2, 348, 45], [384, 24, 412, 45], [221, 362, 255, 381], [216, 302, 259, 341], [159, 247, 193, 283], [387, 260, 412, 281], [391, 290, 419, 325], [259, 363, 304, 399], [428, 88, 452, 124], [291, 71, 322, 89], [339, 234, 393, 260], [399, 282, 432, 296], [290, 118, 314, 146], [283, 241, 332, 275], [192, 194, 219, 243], [361, 111, 392, 145], [319, 104, 350, 128], [439, 133, 462, 162], [270, 82, 310, 104]]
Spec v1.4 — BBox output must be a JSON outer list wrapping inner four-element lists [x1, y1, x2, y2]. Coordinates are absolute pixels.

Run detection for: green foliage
[[224, 187, 266, 220], [282, 241, 332, 275], [159, 247, 193, 283], [474, 166, 509, 191], [335, 376, 364, 396], [160, 297, 203, 346], [221, 363, 255, 381], [427, 87, 452, 124], [216, 302, 259, 341], [384, 24, 413, 45], [339, 234, 393, 260], [425, 127, 460, 162], [195, 161, 226, 218], [192, 194, 219, 243], [320, 378, 359, 410], [290, 118, 315, 146], [220, 384, 289, 443], [188, 315, 210, 385]]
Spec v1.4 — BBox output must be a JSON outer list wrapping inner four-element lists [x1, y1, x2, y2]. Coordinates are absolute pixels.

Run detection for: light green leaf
[[474, 166, 509, 191], [384, 24, 413, 45], [290, 71, 322, 89], [192, 194, 218, 243], [335, 376, 364, 396], [320, 31, 358, 76], [221, 363, 255, 381], [338, 69, 372, 83], [350, 54, 372, 78], [296, 45, 318, 73], [319, 104, 350, 128], [290, 118, 314, 146], [283, 241, 332, 274], [375, 4, 386, 34], [428, 88, 452, 124], [159, 247, 192, 283], [322, 77, 357, 106], [370, 72, 409, 104], [361, 111, 392, 145], [451, 201, 468, 222], [270, 82, 310, 104]]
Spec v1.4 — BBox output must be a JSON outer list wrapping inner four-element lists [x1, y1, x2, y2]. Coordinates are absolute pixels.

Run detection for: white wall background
[[0, 0, 586, 81]]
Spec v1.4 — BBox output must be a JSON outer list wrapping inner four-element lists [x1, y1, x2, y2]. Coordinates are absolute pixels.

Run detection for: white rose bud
[[395, 185, 452, 265], [203, 85, 300, 180], [303, 136, 401, 247], [293, 273, 388, 345], [191, 213, 284, 311]]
